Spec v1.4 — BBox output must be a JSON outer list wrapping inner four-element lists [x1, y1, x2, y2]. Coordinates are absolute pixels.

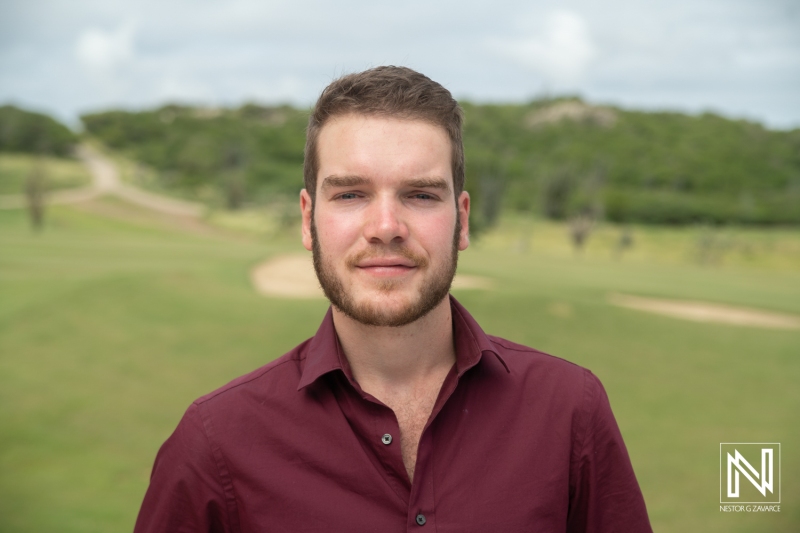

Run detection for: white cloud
[[2, 0, 798, 128], [75, 22, 136, 74], [156, 76, 214, 103], [241, 75, 308, 103], [487, 9, 596, 87]]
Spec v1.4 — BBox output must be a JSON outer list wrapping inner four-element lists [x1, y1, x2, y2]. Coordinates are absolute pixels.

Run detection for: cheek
[[417, 213, 457, 249], [315, 212, 361, 252]]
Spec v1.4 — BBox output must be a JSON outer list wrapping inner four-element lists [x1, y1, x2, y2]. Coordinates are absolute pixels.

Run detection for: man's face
[[300, 114, 470, 327]]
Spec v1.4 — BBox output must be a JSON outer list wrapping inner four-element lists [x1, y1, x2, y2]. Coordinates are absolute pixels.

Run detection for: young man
[[135, 66, 652, 532]]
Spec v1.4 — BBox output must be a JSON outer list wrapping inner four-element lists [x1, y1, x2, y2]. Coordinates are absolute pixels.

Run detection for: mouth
[[355, 257, 418, 277]]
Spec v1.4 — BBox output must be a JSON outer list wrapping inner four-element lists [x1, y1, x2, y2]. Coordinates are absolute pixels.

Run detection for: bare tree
[[222, 143, 245, 210], [569, 213, 593, 252], [613, 226, 634, 259], [564, 162, 607, 253], [25, 156, 46, 231]]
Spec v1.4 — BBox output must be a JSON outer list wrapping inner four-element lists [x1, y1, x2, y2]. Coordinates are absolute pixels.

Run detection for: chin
[[358, 289, 419, 312], [342, 290, 439, 328]]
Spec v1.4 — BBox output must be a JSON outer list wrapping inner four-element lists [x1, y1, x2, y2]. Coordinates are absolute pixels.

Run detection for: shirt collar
[[297, 294, 508, 391]]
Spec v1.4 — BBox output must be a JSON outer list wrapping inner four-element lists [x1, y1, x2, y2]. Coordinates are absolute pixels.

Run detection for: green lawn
[[0, 201, 798, 532], [0, 153, 92, 195]]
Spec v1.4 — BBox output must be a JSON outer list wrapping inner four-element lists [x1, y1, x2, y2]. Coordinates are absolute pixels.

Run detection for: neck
[[332, 296, 456, 394]]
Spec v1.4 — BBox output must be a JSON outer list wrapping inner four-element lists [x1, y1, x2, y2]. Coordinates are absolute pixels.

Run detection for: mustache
[[346, 247, 429, 269]]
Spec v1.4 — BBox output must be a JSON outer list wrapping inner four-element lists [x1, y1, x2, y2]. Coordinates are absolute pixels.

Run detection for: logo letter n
[[727, 449, 773, 498]]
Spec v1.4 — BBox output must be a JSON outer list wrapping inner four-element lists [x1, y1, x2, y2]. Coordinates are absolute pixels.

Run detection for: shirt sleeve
[[567, 371, 653, 533], [134, 402, 232, 533]]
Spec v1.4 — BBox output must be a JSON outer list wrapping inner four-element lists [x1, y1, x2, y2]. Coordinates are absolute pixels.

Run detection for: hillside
[[0, 105, 78, 157], [80, 100, 800, 225]]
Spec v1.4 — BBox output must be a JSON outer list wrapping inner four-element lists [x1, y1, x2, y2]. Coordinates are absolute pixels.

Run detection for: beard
[[311, 212, 461, 327]]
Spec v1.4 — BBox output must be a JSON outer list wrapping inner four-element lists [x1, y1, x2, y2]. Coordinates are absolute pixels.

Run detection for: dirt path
[[608, 293, 800, 330], [0, 145, 205, 217], [251, 253, 493, 299], [77, 145, 205, 217]]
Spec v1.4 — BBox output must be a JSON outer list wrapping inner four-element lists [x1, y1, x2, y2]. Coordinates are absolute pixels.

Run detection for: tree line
[[0, 105, 77, 157], [3, 100, 799, 227]]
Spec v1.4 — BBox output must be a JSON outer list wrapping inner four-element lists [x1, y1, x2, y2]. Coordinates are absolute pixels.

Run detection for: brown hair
[[304, 66, 464, 202]]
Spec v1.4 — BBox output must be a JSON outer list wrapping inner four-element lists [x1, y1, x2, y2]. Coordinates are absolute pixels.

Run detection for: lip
[[356, 265, 416, 278], [356, 257, 417, 268], [355, 257, 418, 278]]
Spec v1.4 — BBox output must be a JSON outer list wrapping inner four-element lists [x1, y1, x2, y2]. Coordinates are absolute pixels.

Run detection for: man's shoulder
[[483, 334, 596, 396], [192, 337, 312, 408], [487, 334, 586, 373], [452, 295, 590, 385]]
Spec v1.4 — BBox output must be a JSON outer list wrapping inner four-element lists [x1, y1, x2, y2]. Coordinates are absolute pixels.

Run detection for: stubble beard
[[311, 210, 461, 327]]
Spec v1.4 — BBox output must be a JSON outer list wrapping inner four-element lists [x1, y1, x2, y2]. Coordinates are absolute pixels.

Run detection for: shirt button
[[381, 433, 392, 445], [415, 514, 426, 526]]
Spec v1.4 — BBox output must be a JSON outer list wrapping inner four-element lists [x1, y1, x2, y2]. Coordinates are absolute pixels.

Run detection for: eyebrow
[[320, 175, 370, 190], [320, 175, 451, 192], [406, 177, 451, 192]]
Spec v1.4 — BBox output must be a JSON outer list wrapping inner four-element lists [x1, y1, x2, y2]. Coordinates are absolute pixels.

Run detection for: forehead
[[315, 114, 452, 187]]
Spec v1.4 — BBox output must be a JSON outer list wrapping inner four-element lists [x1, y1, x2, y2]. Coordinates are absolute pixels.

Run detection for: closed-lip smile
[[357, 257, 416, 268], [355, 257, 418, 277]]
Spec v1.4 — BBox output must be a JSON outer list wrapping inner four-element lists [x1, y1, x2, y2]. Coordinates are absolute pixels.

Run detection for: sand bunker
[[251, 254, 322, 299], [251, 253, 492, 299], [608, 293, 800, 330]]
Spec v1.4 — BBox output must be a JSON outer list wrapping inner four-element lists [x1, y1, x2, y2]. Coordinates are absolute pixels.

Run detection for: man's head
[[300, 66, 470, 327], [304, 66, 465, 204]]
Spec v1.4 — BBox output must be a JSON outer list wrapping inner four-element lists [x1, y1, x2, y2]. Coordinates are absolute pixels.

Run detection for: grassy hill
[[81, 100, 800, 225], [464, 100, 800, 226], [0, 106, 88, 200], [81, 104, 307, 209], [0, 153, 91, 195], [0, 105, 78, 157]]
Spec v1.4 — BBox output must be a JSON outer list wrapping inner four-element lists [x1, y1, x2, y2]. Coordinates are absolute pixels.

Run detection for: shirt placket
[[332, 359, 471, 531], [404, 365, 463, 532], [406, 427, 436, 531], [332, 372, 410, 504]]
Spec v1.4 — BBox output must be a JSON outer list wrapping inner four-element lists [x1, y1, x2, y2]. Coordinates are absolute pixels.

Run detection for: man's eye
[[337, 193, 359, 200], [411, 193, 436, 201]]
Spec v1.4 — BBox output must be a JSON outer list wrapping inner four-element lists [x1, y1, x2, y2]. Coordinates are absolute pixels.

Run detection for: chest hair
[[386, 388, 440, 483]]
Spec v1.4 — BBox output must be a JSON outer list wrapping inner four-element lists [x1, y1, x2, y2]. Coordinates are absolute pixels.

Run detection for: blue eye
[[412, 193, 437, 201], [412, 192, 439, 202], [338, 193, 359, 200]]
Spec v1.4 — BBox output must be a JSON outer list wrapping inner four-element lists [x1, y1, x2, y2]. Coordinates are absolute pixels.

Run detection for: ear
[[300, 189, 313, 251], [457, 190, 470, 251]]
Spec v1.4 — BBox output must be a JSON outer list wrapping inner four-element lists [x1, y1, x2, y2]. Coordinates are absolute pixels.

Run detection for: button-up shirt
[[135, 296, 652, 532]]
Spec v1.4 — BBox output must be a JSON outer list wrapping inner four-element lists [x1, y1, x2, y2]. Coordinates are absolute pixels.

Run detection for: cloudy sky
[[1, 0, 798, 129]]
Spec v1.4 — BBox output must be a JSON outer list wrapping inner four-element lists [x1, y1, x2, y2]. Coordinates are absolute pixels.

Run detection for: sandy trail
[[608, 293, 800, 330], [77, 145, 205, 217], [251, 253, 493, 299], [0, 145, 205, 217]]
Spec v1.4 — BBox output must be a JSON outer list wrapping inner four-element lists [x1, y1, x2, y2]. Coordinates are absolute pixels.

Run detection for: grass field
[[0, 199, 798, 532], [0, 153, 92, 195]]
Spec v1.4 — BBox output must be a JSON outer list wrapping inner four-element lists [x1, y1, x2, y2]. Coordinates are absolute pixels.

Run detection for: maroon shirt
[[135, 296, 652, 532]]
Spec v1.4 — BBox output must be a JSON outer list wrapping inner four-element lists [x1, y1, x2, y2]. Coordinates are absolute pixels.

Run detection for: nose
[[363, 194, 409, 244]]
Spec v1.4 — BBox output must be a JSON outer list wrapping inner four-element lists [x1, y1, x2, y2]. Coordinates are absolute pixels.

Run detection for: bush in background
[[0, 105, 77, 157]]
